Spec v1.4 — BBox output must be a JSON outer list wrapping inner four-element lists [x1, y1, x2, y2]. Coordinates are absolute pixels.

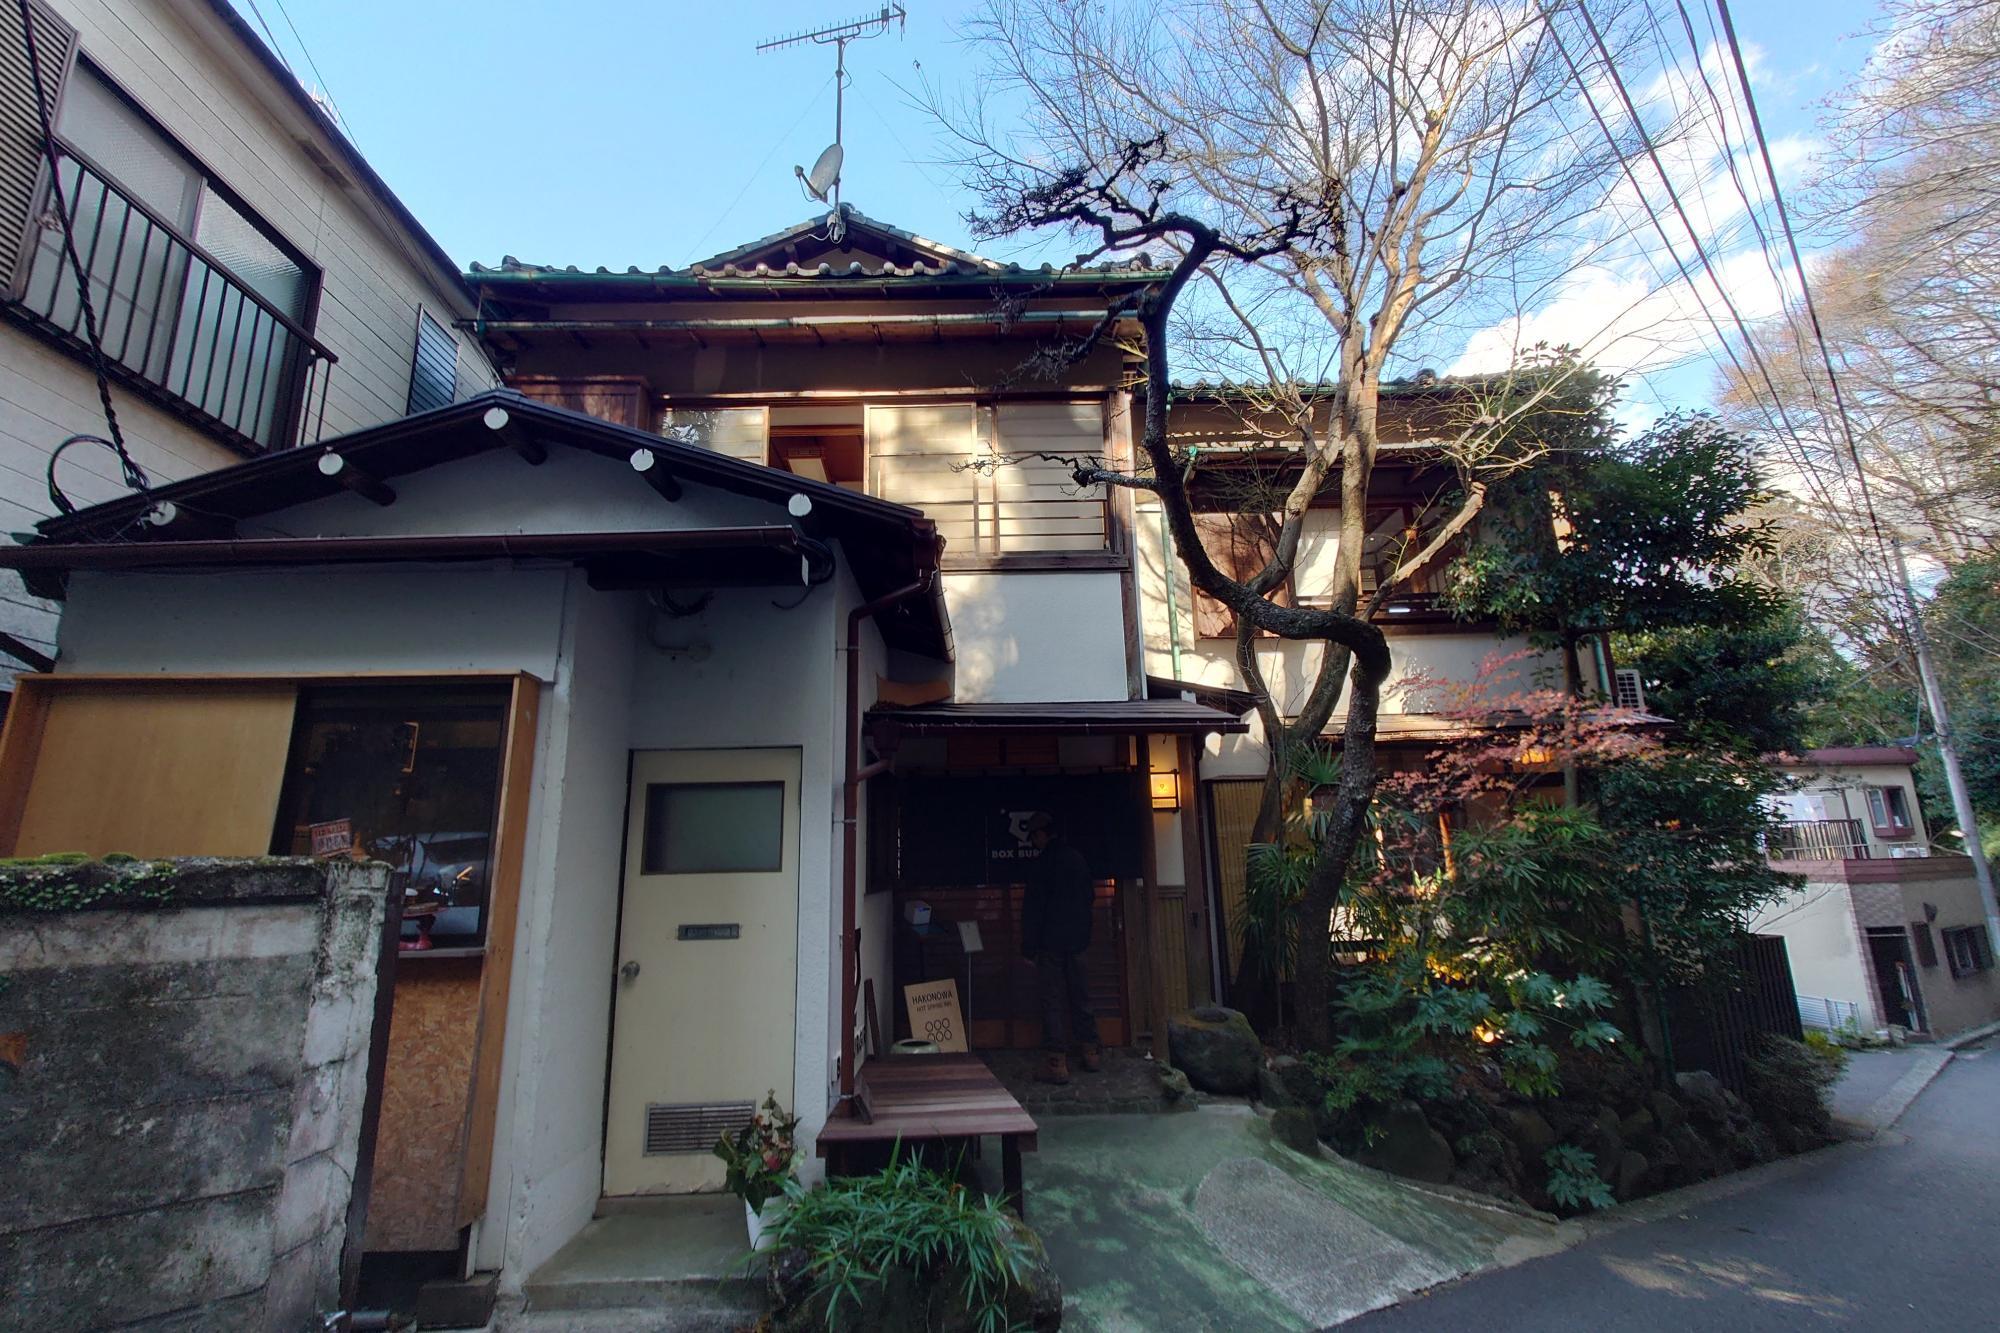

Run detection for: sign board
[[898, 773, 1148, 884], [957, 920, 984, 954], [308, 819, 353, 858], [903, 978, 969, 1053]]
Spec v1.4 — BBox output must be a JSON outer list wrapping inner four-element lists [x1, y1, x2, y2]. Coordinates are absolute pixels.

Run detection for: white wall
[[482, 575, 637, 1284], [0, 0, 492, 670], [945, 570, 1127, 703], [1750, 881, 1876, 1027]]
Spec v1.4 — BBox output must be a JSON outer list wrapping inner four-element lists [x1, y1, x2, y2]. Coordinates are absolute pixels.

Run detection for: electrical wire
[[1713, 0, 1901, 583], [15, 0, 148, 513], [687, 74, 837, 258]]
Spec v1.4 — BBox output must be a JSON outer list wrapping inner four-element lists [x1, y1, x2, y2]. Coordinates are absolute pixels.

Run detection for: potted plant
[[714, 1091, 800, 1249]]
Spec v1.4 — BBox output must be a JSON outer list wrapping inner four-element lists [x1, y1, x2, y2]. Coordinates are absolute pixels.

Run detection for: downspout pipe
[[838, 571, 938, 1115]]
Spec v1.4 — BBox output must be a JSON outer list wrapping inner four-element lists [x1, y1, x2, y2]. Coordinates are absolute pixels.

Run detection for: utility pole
[[1891, 539, 2000, 949]]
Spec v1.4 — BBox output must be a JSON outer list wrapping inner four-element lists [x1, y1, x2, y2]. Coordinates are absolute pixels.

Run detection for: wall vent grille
[[644, 1100, 754, 1156]]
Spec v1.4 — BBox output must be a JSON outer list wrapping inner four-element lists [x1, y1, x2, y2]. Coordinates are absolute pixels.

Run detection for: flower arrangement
[[714, 1091, 800, 1213]]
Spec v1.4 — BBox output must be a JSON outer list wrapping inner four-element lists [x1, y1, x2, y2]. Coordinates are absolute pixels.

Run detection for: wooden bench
[[815, 1054, 1040, 1214]]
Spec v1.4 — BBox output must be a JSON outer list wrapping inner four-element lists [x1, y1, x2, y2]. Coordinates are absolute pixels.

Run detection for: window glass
[[642, 782, 784, 874], [663, 407, 766, 462], [270, 684, 511, 949], [56, 62, 198, 228]]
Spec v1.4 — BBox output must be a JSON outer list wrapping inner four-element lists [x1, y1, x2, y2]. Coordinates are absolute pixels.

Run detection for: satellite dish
[[796, 143, 844, 204]]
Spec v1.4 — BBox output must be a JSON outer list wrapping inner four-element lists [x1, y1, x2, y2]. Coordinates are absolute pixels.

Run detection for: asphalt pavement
[[1345, 1040, 2000, 1331]]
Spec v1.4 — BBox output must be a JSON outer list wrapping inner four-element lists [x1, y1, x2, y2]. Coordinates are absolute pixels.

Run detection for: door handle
[[620, 960, 641, 983]]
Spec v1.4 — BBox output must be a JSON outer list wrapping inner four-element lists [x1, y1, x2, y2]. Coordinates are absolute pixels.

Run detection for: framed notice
[[307, 818, 353, 858], [903, 978, 969, 1053]]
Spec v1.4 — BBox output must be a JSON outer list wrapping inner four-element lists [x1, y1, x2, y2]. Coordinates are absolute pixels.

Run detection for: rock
[[1592, 1105, 1623, 1138], [1158, 1064, 1197, 1110], [1614, 1150, 1649, 1201], [1618, 1108, 1656, 1142], [1271, 1106, 1320, 1155], [1675, 1071, 1732, 1127], [1647, 1090, 1688, 1133], [1666, 1122, 1723, 1182], [1450, 1128, 1526, 1203], [1257, 1062, 1296, 1108], [1499, 1106, 1556, 1158], [1355, 1100, 1455, 1185], [1167, 1006, 1261, 1095]]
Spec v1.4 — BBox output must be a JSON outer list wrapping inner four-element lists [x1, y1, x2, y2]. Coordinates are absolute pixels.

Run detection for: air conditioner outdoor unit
[[1613, 667, 1645, 712], [1890, 846, 1930, 859]]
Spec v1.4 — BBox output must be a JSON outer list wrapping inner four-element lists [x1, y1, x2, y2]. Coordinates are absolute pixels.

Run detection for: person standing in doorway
[[1020, 810, 1100, 1083]]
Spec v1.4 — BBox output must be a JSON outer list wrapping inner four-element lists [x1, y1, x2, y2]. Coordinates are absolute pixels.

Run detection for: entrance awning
[[866, 697, 1252, 740]]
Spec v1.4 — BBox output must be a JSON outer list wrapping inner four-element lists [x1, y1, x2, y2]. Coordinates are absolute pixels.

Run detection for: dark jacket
[[1020, 836, 1094, 957]]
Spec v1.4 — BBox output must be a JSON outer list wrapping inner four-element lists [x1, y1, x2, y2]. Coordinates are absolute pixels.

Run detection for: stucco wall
[[1777, 760, 1930, 854], [1750, 880, 1875, 1028], [0, 858, 389, 1330], [481, 574, 637, 1284], [945, 569, 1127, 703]]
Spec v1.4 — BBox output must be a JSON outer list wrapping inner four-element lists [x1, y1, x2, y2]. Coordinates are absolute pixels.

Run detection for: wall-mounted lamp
[[1149, 766, 1181, 812]]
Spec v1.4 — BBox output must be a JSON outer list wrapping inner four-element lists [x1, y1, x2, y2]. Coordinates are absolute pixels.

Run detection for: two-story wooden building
[[0, 209, 1253, 1299]]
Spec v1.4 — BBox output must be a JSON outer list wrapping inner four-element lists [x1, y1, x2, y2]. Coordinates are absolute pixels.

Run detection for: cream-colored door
[[603, 748, 801, 1195]]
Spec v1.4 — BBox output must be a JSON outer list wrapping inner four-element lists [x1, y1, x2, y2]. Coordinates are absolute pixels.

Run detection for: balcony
[[7, 147, 335, 454], [1767, 818, 1871, 862]]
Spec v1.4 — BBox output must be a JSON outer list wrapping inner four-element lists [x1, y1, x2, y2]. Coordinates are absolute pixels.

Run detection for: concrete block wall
[[0, 858, 389, 1331]]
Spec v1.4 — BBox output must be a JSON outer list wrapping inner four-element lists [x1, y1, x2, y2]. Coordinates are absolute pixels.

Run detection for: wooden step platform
[[815, 1053, 1039, 1213]]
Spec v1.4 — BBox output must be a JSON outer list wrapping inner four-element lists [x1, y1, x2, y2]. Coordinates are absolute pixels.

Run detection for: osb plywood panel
[[13, 685, 296, 857], [366, 960, 481, 1253]]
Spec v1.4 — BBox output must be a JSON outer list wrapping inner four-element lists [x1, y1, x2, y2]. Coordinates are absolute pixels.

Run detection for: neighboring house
[[0, 0, 492, 683], [1132, 390, 1621, 976], [1755, 746, 1998, 1038], [0, 211, 1253, 1301]]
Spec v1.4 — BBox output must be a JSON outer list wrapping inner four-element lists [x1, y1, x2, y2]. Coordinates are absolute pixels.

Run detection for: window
[[1943, 926, 1992, 979], [269, 683, 511, 949], [641, 782, 785, 874], [407, 309, 458, 413], [1866, 785, 1913, 838], [663, 406, 767, 463], [867, 403, 1109, 558], [11, 59, 322, 450]]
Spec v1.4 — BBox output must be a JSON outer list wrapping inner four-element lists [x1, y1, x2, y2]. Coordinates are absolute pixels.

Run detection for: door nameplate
[[677, 923, 741, 941]]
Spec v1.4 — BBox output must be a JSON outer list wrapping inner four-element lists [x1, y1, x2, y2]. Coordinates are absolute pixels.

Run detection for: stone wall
[[0, 858, 391, 1331]]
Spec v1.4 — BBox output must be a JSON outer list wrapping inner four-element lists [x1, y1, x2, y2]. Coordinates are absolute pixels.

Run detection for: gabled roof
[[22, 391, 950, 656], [684, 209, 1011, 276], [467, 206, 1168, 287]]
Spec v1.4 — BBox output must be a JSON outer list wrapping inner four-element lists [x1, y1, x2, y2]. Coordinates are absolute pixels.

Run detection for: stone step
[[521, 1272, 764, 1315], [500, 1289, 764, 1332]]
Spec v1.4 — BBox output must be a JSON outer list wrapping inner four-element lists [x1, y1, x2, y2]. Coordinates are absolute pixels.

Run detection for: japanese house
[[1756, 746, 1999, 1038], [0, 211, 1252, 1297], [0, 0, 493, 687]]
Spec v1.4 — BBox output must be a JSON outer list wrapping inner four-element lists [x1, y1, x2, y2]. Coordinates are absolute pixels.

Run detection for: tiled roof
[[468, 207, 1167, 283]]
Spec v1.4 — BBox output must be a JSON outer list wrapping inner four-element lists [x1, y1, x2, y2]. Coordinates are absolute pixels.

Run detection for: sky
[[229, 0, 1892, 414]]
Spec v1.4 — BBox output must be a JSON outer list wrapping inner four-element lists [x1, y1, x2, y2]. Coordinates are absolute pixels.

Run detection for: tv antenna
[[757, 5, 906, 243]]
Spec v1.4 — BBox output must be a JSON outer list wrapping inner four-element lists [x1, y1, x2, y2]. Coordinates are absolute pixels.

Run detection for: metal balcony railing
[[1767, 818, 1871, 862], [8, 146, 336, 453]]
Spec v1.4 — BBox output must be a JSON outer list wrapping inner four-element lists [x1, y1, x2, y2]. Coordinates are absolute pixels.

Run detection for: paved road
[[1347, 1044, 1999, 1331]]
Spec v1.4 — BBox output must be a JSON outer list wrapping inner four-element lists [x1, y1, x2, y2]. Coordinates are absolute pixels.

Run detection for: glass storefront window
[[269, 683, 511, 949]]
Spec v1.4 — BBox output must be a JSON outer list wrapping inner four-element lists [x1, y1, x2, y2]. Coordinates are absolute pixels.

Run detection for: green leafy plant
[[712, 1091, 800, 1212], [1543, 1144, 1614, 1212], [1744, 1035, 1846, 1147], [761, 1149, 1033, 1333]]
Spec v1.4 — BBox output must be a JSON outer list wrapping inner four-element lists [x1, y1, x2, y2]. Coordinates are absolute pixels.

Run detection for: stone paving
[[981, 1045, 1187, 1116]]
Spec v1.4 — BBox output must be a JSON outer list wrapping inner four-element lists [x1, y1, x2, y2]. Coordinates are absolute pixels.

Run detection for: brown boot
[[1078, 1043, 1103, 1073], [1036, 1053, 1071, 1085]]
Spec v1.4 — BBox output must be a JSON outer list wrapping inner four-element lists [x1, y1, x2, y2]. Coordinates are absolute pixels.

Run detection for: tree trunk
[[1293, 663, 1384, 1050]]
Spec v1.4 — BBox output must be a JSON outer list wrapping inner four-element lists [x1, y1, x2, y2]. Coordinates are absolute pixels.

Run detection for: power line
[[265, 0, 349, 137], [241, 0, 293, 78]]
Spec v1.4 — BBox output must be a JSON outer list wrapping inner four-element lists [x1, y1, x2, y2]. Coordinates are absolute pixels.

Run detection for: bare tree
[[933, 0, 1639, 1049], [1732, 0, 2000, 582]]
